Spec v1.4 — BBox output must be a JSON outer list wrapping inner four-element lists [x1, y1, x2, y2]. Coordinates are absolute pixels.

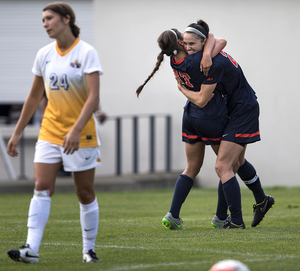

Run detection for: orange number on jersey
[[220, 51, 238, 68], [173, 70, 193, 87]]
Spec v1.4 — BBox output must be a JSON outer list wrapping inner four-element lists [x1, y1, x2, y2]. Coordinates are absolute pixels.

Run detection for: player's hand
[[62, 129, 81, 155], [208, 93, 214, 102], [200, 55, 212, 76], [7, 134, 20, 157], [95, 110, 107, 124], [175, 76, 187, 93]]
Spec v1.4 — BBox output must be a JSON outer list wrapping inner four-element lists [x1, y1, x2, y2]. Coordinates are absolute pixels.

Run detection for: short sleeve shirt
[[32, 38, 103, 147]]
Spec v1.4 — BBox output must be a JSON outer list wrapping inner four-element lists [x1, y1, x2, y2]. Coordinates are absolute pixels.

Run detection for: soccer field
[[0, 187, 299, 271]]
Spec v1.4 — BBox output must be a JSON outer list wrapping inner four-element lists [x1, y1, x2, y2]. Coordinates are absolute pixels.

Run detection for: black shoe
[[218, 221, 245, 229], [7, 244, 39, 263], [251, 195, 275, 227], [83, 249, 100, 263]]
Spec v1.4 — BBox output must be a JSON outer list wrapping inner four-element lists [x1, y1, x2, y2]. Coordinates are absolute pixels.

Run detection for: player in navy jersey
[[136, 27, 231, 230], [137, 20, 274, 230], [176, 20, 274, 228]]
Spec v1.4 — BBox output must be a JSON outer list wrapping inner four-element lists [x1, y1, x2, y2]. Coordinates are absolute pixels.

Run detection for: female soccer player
[[137, 20, 274, 230], [7, 2, 102, 263], [136, 26, 230, 229], [177, 20, 274, 228]]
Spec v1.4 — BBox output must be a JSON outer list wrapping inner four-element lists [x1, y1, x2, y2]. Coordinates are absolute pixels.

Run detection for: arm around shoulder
[[211, 37, 227, 58]]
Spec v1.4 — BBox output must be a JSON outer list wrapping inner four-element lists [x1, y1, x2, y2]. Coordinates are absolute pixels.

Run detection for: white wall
[[0, 0, 94, 103], [1, 0, 299, 187], [93, 0, 300, 186]]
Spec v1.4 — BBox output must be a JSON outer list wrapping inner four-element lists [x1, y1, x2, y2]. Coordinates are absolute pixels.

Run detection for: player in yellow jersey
[[7, 2, 102, 263]]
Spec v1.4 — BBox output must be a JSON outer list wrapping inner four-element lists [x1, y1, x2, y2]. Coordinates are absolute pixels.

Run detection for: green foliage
[[0, 187, 299, 270]]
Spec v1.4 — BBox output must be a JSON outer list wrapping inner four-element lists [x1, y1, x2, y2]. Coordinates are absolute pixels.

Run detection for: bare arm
[[7, 75, 44, 157], [176, 76, 217, 108], [201, 33, 215, 73], [62, 71, 100, 154], [201, 33, 227, 75], [212, 37, 227, 57]]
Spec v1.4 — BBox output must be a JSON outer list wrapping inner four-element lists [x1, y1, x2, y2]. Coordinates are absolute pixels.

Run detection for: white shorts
[[33, 140, 101, 172]]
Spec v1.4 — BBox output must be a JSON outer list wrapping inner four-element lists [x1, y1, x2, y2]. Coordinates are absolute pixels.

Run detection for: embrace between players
[[137, 19, 275, 230]]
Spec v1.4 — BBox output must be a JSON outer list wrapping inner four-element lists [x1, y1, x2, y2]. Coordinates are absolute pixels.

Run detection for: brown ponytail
[[136, 51, 164, 97], [136, 29, 182, 97]]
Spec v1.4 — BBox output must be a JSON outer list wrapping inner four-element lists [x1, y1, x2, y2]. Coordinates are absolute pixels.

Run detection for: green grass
[[0, 186, 299, 271]]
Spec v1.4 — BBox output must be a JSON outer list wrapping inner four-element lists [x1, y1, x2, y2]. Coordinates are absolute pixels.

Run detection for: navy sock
[[222, 176, 243, 225], [216, 180, 228, 220], [237, 160, 265, 204], [169, 174, 194, 218]]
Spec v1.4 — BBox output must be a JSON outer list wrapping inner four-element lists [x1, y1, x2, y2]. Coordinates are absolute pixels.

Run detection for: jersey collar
[[172, 56, 185, 65], [56, 38, 80, 56]]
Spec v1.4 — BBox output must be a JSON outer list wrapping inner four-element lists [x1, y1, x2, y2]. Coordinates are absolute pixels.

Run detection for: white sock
[[80, 198, 99, 254], [26, 190, 51, 254]]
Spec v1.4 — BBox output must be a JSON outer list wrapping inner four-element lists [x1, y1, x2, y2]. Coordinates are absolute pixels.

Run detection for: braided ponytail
[[136, 51, 164, 97], [136, 29, 181, 97]]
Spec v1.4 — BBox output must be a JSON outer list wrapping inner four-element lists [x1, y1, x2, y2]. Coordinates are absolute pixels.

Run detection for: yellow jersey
[[32, 38, 103, 147]]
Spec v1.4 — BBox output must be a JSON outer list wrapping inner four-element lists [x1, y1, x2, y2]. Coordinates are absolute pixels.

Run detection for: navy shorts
[[222, 102, 261, 145], [182, 110, 228, 145]]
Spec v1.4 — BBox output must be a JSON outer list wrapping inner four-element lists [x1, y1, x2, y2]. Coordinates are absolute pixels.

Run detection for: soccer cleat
[[211, 215, 230, 228], [7, 244, 39, 264], [218, 221, 246, 229], [251, 195, 275, 227], [83, 249, 100, 263], [162, 212, 184, 230]]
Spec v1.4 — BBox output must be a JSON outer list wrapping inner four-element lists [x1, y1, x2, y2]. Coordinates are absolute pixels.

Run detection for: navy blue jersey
[[202, 51, 258, 115], [170, 52, 228, 120]]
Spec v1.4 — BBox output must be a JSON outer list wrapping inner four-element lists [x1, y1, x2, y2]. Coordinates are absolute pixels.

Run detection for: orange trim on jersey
[[56, 38, 80, 56], [172, 56, 185, 65], [235, 131, 260, 138]]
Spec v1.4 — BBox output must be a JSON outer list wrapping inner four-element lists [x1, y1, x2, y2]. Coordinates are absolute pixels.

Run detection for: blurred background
[[0, 0, 299, 187]]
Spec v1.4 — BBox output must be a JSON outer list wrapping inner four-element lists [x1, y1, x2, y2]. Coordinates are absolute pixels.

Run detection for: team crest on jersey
[[70, 60, 81, 68]]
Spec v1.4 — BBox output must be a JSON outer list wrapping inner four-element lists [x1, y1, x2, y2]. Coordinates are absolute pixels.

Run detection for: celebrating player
[[136, 20, 274, 230], [7, 2, 102, 263], [177, 20, 274, 228], [136, 27, 229, 229]]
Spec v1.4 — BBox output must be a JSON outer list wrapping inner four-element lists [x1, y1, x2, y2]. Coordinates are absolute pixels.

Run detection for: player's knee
[[77, 190, 95, 204], [34, 180, 54, 196], [184, 165, 201, 179], [233, 160, 240, 174], [214, 161, 221, 176], [215, 160, 226, 179]]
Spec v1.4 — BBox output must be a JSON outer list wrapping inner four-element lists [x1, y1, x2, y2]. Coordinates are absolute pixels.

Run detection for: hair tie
[[169, 29, 178, 41]]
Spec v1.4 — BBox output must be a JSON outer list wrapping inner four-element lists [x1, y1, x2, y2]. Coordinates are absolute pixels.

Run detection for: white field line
[[5, 241, 299, 260], [104, 257, 283, 271], [98, 245, 299, 260], [2, 214, 299, 225], [104, 261, 216, 271], [47, 214, 300, 224]]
